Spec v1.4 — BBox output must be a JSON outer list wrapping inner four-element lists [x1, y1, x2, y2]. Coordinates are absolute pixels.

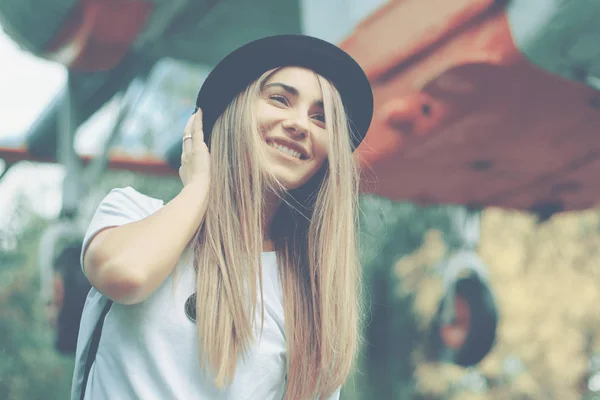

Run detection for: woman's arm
[[83, 182, 208, 305], [83, 112, 210, 305]]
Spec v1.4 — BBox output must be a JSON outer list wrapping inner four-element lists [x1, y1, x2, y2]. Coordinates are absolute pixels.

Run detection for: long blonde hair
[[192, 68, 362, 399]]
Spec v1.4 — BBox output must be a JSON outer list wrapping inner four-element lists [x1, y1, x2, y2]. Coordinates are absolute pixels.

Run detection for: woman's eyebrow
[[263, 82, 324, 108], [263, 82, 298, 96]]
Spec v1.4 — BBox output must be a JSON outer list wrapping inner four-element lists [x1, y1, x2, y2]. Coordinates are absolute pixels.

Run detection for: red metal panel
[[0, 147, 174, 176], [341, 0, 600, 212], [45, 0, 153, 71]]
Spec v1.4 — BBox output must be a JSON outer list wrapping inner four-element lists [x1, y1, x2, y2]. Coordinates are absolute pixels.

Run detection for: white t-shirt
[[72, 187, 341, 400]]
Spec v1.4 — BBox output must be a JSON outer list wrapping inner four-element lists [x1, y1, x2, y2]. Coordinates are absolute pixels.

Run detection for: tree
[[396, 207, 600, 399], [344, 195, 460, 399], [0, 167, 182, 400], [0, 194, 74, 400]]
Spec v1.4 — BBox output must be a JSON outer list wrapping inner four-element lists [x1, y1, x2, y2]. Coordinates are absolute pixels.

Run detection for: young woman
[[74, 35, 373, 400]]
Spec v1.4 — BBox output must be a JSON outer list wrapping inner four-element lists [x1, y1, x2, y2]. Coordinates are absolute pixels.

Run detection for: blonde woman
[[72, 35, 373, 400]]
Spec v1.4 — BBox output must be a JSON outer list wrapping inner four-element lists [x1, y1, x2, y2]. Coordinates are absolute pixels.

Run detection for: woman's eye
[[269, 95, 288, 105], [312, 114, 326, 124]]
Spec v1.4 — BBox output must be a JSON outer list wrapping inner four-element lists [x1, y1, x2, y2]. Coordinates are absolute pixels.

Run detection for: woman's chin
[[266, 167, 308, 191]]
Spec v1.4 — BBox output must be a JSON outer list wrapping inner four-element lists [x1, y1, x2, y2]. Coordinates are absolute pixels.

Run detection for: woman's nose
[[282, 114, 309, 138]]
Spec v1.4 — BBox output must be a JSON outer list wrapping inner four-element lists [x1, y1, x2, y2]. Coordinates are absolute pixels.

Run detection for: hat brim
[[195, 34, 373, 151]]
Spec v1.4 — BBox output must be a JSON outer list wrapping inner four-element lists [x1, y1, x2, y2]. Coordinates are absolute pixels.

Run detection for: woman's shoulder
[[105, 186, 164, 205], [84, 187, 165, 241], [98, 186, 165, 218], [80, 187, 167, 271]]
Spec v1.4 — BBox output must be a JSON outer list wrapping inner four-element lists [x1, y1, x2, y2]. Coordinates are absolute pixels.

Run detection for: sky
[[0, 21, 200, 225], [0, 26, 65, 142], [0, 25, 66, 222]]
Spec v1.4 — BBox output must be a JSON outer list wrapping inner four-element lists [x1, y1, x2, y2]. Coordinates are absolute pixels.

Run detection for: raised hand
[[179, 109, 211, 189]]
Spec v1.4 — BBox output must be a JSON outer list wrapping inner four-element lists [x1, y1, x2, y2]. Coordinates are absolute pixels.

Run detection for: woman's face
[[256, 66, 329, 190]]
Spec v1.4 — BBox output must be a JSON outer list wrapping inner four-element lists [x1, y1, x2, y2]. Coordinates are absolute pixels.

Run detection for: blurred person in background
[[47, 241, 91, 355], [74, 34, 373, 400]]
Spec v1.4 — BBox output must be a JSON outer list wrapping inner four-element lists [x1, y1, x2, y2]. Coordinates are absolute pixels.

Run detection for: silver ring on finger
[[183, 135, 193, 141]]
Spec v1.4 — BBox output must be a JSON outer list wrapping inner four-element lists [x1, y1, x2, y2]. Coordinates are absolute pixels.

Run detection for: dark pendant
[[185, 292, 197, 322]]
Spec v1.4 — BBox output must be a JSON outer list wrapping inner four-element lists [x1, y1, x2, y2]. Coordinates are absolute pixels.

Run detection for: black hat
[[195, 34, 373, 151]]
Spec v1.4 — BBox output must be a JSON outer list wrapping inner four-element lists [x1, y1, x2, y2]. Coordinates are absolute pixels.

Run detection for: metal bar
[[58, 72, 83, 219], [81, 77, 148, 196], [0, 146, 177, 176]]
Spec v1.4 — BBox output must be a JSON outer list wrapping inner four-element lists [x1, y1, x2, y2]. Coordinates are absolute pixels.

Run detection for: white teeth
[[268, 141, 302, 159]]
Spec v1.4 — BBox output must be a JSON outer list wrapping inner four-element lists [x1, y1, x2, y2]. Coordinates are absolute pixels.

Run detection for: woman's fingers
[[182, 115, 194, 155], [192, 108, 204, 142], [180, 109, 210, 187]]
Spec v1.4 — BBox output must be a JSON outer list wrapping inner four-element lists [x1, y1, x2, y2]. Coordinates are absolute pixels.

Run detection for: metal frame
[[38, 72, 146, 304]]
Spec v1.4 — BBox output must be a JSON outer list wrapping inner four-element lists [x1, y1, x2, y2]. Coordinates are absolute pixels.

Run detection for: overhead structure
[[0, 0, 302, 176], [1, 0, 600, 215], [343, 0, 600, 215]]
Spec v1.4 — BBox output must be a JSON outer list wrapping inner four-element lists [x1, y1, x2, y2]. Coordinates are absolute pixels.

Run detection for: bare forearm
[[86, 183, 208, 304]]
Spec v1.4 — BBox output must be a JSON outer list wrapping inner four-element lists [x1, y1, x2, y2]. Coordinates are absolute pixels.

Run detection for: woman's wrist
[[180, 180, 210, 222]]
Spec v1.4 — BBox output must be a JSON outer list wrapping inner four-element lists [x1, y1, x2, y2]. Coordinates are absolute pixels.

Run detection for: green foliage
[[378, 205, 600, 400], [0, 200, 74, 400], [344, 195, 465, 399], [0, 171, 181, 400]]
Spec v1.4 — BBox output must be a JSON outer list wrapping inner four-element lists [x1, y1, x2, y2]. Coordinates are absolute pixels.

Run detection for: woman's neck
[[262, 238, 275, 252], [262, 189, 281, 251]]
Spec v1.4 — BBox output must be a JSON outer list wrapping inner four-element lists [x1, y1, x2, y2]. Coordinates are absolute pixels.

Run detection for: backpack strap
[[79, 299, 113, 400]]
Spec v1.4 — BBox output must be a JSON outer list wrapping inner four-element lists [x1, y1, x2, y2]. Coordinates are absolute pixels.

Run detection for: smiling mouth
[[266, 139, 307, 160]]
